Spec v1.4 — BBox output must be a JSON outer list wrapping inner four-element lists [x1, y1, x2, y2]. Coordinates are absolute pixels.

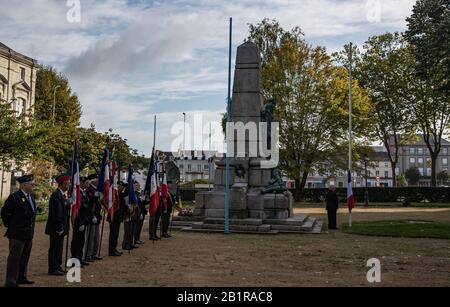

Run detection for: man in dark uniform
[[134, 181, 146, 245], [70, 176, 90, 267], [85, 174, 103, 262], [122, 184, 138, 251], [1, 174, 37, 287], [325, 185, 339, 230], [161, 191, 174, 238], [108, 181, 126, 256], [149, 198, 161, 241], [45, 174, 71, 276]]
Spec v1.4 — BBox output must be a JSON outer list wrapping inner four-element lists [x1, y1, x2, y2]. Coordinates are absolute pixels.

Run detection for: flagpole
[[225, 17, 232, 235], [348, 43, 353, 228], [208, 122, 212, 191]]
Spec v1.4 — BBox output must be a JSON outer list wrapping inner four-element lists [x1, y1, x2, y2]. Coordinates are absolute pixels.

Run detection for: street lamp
[[52, 85, 61, 126], [363, 154, 369, 207]]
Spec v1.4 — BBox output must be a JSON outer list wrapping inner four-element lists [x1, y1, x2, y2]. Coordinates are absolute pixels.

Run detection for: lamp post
[[52, 85, 61, 126], [363, 154, 369, 207]]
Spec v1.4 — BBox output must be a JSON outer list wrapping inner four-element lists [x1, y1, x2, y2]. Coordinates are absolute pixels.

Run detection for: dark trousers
[[71, 227, 85, 263], [327, 209, 337, 229], [5, 239, 33, 286], [134, 217, 145, 242], [48, 234, 64, 273], [149, 211, 161, 239], [108, 220, 121, 253], [122, 220, 135, 250], [161, 212, 172, 235]]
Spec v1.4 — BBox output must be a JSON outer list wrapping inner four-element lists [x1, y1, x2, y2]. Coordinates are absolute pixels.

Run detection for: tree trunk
[[294, 171, 309, 202], [431, 155, 437, 187], [390, 162, 397, 187]]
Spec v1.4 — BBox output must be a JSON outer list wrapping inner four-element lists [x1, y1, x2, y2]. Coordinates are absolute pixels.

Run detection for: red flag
[[149, 157, 160, 216], [347, 170, 355, 212]]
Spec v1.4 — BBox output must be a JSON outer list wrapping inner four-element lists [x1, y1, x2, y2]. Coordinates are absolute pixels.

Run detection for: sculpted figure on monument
[[261, 168, 287, 194]]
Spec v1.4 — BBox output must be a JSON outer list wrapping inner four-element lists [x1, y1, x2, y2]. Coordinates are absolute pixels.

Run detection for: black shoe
[[85, 258, 94, 263], [162, 233, 171, 238], [4, 283, 19, 288], [48, 271, 64, 276], [135, 240, 144, 245], [58, 269, 68, 274], [92, 256, 103, 261], [132, 245, 139, 249], [17, 279, 35, 285], [81, 261, 90, 266], [109, 251, 122, 257]]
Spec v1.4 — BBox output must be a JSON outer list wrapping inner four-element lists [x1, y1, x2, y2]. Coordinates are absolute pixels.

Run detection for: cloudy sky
[[0, 0, 416, 155]]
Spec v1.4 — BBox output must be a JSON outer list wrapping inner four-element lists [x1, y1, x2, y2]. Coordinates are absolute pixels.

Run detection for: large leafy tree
[[405, 0, 450, 95], [351, 32, 417, 187], [247, 19, 373, 199], [405, 0, 450, 186]]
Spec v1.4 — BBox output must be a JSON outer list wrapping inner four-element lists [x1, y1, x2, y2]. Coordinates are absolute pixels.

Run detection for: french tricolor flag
[[97, 147, 110, 210], [70, 141, 81, 219], [347, 170, 355, 212]]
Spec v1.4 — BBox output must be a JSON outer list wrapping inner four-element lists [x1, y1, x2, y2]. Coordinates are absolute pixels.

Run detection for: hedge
[[180, 187, 450, 203]]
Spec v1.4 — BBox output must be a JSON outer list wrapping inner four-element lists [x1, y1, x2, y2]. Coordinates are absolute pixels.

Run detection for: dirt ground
[[1, 206, 449, 287]]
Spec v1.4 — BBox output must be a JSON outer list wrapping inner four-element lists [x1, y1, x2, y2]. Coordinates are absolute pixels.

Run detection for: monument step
[[203, 218, 263, 226], [181, 227, 280, 235], [263, 214, 308, 225], [201, 223, 271, 233]]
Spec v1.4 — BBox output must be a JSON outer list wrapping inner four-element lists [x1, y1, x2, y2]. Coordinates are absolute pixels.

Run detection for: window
[[204, 164, 209, 170], [418, 148, 423, 155], [187, 164, 191, 172], [14, 98, 26, 116], [338, 182, 344, 188], [20, 68, 25, 81], [384, 171, 389, 178], [179, 164, 183, 170], [384, 162, 389, 168], [197, 165, 202, 172], [376, 170, 380, 176], [409, 148, 415, 155], [427, 168, 432, 176], [419, 168, 424, 176], [443, 158, 448, 166], [410, 157, 416, 164], [443, 148, 448, 155], [418, 158, 424, 165]]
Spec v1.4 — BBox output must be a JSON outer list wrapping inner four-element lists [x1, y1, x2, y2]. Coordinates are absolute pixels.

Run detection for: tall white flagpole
[[348, 42, 353, 228]]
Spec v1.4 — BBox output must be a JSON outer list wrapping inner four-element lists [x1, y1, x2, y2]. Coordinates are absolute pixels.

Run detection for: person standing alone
[[325, 185, 339, 230]]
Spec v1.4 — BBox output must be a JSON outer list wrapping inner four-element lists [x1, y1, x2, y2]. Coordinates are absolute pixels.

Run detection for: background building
[[0, 42, 38, 200]]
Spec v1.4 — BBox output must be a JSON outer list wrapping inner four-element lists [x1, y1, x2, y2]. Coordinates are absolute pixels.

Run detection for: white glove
[[92, 217, 98, 224], [140, 214, 144, 221], [94, 191, 100, 197], [57, 230, 64, 236], [79, 225, 85, 232]]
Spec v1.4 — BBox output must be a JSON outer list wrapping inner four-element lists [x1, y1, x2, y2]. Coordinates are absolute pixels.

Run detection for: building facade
[[391, 136, 450, 186], [0, 42, 38, 200]]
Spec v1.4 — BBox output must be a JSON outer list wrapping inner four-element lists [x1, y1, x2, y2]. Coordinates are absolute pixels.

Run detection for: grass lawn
[[342, 220, 450, 239]]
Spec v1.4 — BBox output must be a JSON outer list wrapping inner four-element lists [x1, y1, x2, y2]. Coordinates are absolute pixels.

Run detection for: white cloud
[[0, 0, 417, 154]]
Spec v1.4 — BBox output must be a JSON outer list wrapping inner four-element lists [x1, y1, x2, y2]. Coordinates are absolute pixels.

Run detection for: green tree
[[405, 167, 421, 186], [0, 99, 31, 170], [34, 66, 82, 127], [405, 0, 450, 95], [351, 32, 417, 187], [405, 1, 450, 187], [247, 19, 373, 199]]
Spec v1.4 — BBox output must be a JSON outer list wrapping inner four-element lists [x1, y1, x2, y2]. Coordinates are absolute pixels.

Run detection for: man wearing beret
[[1, 174, 37, 287], [45, 174, 71, 276]]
